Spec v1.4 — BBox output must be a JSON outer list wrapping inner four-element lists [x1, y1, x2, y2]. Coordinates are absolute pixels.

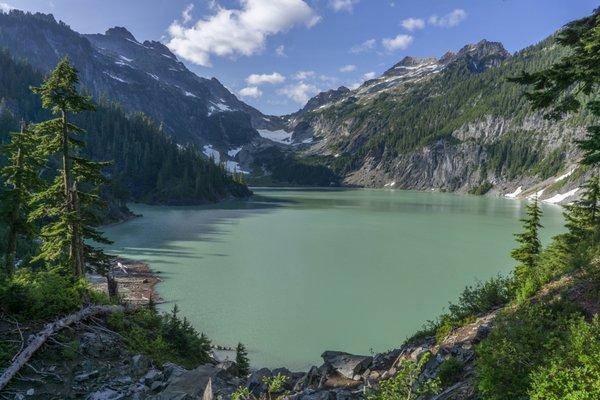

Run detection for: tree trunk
[[0, 304, 125, 392], [61, 109, 83, 277], [3, 122, 26, 276]]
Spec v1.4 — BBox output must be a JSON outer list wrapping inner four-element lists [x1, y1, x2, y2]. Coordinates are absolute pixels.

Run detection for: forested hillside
[[0, 50, 251, 208]]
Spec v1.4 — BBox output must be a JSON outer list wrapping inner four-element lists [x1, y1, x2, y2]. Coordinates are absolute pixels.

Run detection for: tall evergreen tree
[[29, 58, 111, 277], [509, 9, 600, 165], [235, 342, 250, 378], [561, 176, 600, 252], [512, 198, 543, 283], [1, 121, 44, 275]]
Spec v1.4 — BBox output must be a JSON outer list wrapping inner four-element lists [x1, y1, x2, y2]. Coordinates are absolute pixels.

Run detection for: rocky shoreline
[[89, 258, 162, 305]]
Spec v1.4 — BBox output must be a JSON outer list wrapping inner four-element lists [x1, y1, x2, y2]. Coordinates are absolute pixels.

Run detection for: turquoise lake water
[[102, 188, 565, 370]]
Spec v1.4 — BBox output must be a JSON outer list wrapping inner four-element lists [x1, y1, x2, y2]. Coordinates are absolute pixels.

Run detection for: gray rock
[[321, 351, 373, 380], [75, 370, 100, 382], [150, 364, 218, 400], [142, 369, 164, 385], [87, 388, 124, 400], [130, 354, 151, 377]]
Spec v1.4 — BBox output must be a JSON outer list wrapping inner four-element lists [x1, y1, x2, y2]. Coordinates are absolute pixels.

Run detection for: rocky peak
[[453, 39, 510, 72], [382, 56, 441, 79], [300, 86, 351, 113], [105, 26, 137, 42]]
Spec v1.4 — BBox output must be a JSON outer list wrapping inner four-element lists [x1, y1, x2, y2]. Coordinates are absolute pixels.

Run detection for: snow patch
[[504, 186, 522, 198], [103, 72, 127, 83], [257, 129, 293, 144], [184, 91, 197, 97], [203, 145, 220, 163], [384, 181, 396, 187], [543, 188, 579, 204], [555, 169, 575, 182], [225, 161, 249, 174], [227, 147, 243, 157], [119, 55, 133, 62], [527, 189, 545, 200], [301, 138, 313, 144], [147, 73, 159, 80], [208, 102, 233, 115]]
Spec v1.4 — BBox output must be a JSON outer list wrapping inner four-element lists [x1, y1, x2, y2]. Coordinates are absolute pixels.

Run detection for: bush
[[448, 275, 513, 321], [438, 357, 463, 387], [529, 316, 600, 400], [406, 275, 513, 345], [475, 300, 582, 400], [367, 353, 440, 400], [107, 304, 212, 369], [0, 269, 89, 320]]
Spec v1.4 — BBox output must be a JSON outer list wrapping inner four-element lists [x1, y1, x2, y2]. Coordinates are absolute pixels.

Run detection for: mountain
[[278, 38, 593, 203], [0, 49, 251, 212]]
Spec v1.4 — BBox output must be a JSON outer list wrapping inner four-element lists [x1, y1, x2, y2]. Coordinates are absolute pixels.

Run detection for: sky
[[3, 0, 598, 115]]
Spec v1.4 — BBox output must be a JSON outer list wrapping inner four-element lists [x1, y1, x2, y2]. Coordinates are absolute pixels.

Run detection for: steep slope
[[0, 49, 251, 208], [0, 11, 280, 159], [284, 39, 593, 203]]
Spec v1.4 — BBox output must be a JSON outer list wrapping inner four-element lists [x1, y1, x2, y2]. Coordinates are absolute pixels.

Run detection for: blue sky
[[6, 0, 598, 115]]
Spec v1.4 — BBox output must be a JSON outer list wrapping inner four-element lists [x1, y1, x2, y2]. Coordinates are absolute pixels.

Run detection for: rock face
[[320, 352, 373, 380]]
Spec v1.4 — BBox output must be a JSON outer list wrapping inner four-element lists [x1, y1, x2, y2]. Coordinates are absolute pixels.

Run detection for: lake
[[102, 188, 565, 370]]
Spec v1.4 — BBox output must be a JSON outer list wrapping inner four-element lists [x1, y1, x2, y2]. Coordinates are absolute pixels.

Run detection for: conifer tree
[[511, 197, 543, 283], [562, 176, 600, 251], [1, 121, 44, 276], [509, 10, 600, 165], [29, 58, 111, 277], [235, 342, 250, 378]]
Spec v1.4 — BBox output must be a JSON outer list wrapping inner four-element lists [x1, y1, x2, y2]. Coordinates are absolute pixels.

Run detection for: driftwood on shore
[[0, 304, 125, 392]]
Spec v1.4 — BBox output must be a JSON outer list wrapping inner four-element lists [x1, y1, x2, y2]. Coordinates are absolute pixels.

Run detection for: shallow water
[[102, 188, 564, 370]]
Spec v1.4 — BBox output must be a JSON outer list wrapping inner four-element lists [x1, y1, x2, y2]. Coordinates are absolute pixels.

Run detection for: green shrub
[[406, 275, 513, 346], [0, 269, 89, 320], [367, 353, 440, 400], [107, 304, 212, 369], [529, 316, 600, 400], [475, 300, 582, 400], [448, 275, 513, 322], [0, 340, 16, 368], [438, 357, 464, 387]]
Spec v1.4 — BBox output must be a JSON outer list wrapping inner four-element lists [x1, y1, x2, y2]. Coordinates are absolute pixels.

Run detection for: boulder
[[149, 364, 218, 400], [87, 388, 124, 400], [320, 352, 373, 380]]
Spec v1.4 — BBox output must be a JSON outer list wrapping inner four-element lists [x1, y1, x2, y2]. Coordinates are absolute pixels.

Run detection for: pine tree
[[235, 342, 250, 378], [29, 58, 112, 277], [1, 121, 44, 276], [511, 197, 543, 283], [562, 176, 600, 252], [509, 10, 600, 165]]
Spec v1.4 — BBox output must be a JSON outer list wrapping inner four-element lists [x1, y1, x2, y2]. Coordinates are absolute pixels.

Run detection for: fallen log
[[0, 304, 125, 391]]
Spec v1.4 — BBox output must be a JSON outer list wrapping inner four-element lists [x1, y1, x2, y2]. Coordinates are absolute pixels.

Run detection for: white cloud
[[246, 72, 286, 85], [166, 0, 321, 66], [329, 0, 359, 12], [401, 17, 425, 31], [276, 44, 286, 57], [362, 71, 377, 80], [278, 82, 319, 104], [350, 38, 376, 54], [239, 86, 263, 98], [339, 64, 356, 73], [182, 4, 194, 23], [382, 34, 413, 51], [0, 2, 13, 12], [293, 70, 315, 80], [319, 74, 338, 84], [428, 9, 467, 28]]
